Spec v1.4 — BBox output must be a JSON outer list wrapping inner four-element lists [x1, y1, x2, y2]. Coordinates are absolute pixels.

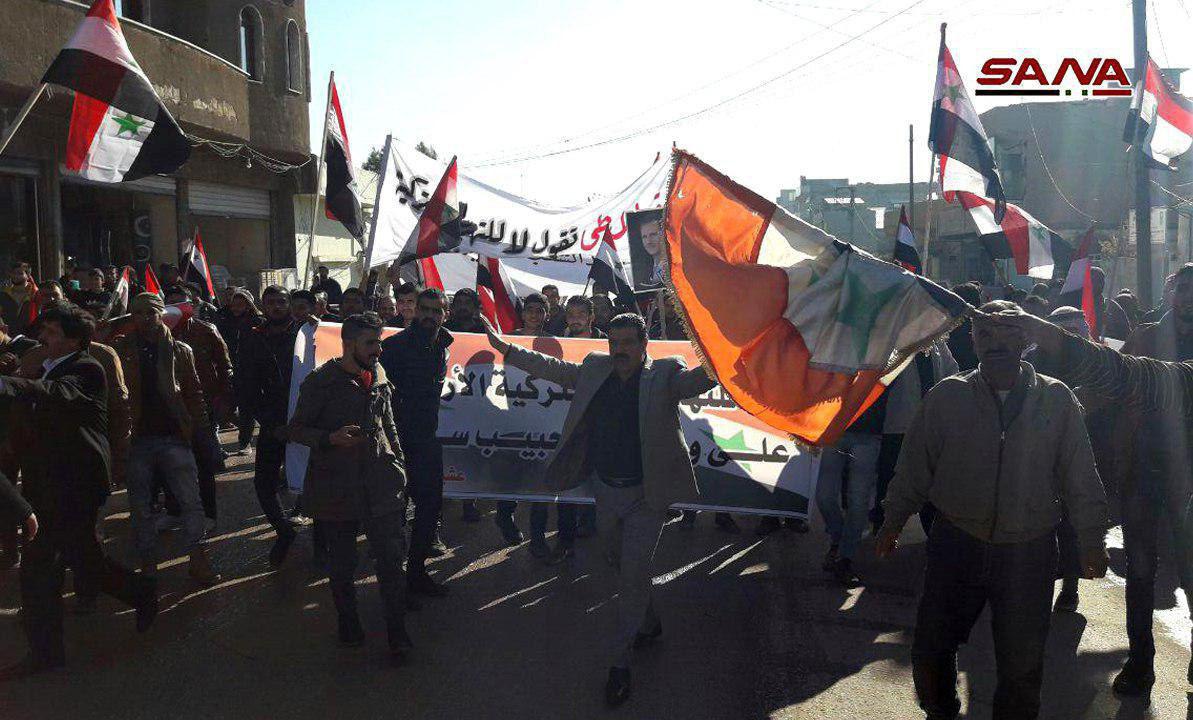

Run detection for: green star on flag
[[944, 82, 965, 106], [704, 429, 755, 471], [838, 269, 901, 365], [113, 113, 146, 138]]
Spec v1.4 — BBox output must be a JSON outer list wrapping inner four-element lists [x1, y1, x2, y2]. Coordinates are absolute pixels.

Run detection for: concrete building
[[0, 0, 311, 290], [293, 169, 378, 291], [777, 177, 928, 255]]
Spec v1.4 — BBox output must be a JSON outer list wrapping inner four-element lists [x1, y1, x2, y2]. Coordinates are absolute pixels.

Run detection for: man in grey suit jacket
[[483, 312, 715, 706]]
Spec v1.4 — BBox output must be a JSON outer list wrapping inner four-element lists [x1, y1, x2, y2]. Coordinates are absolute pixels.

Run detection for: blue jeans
[[815, 432, 881, 561], [126, 435, 206, 570]]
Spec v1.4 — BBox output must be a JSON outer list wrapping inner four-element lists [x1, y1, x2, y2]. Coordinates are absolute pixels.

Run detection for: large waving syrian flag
[[1124, 57, 1193, 170], [929, 39, 1005, 222], [955, 191, 1065, 279], [665, 151, 968, 447], [322, 77, 365, 238], [399, 156, 467, 263], [42, 0, 191, 182]]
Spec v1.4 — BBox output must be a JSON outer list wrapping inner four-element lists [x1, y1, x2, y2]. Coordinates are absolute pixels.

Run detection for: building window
[[239, 6, 264, 81], [285, 20, 304, 93]]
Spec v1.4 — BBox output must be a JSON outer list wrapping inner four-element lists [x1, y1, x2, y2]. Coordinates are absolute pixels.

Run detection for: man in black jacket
[[379, 287, 452, 596], [0, 304, 155, 681], [238, 286, 302, 565]]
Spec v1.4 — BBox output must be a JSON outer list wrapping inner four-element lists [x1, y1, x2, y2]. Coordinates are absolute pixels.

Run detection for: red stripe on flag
[[328, 79, 352, 165], [1147, 60, 1193, 136], [65, 93, 109, 171], [144, 264, 162, 296], [1081, 262, 1099, 340], [415, 157, 458, 258], [86, 0, 119, 25]]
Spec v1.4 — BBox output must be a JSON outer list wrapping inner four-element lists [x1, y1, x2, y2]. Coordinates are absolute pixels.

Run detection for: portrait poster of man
[[626, 209, 665, 292]]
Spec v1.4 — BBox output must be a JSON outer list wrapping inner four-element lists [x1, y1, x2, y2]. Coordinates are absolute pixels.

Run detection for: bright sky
[[305, 0, 1192, 206]]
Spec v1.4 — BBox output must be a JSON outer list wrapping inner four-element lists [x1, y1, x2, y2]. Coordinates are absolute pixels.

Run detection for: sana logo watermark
[[976, 58, 1132, 97]]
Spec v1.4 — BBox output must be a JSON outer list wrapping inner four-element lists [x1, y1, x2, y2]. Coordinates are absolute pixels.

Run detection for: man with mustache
[[877, 300, 1109, 720], [379, 288, 453, 597], [482, 311, 715, 706]]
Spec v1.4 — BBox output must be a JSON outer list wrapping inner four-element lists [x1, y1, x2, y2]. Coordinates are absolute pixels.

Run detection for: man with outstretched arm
[[876, 301, 1109, 720], [482, 312, 715, 707]]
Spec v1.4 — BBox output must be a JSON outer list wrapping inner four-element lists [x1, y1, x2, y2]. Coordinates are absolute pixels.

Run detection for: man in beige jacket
[[483, 312, 714, 707], [877, 301, 1109, 720]]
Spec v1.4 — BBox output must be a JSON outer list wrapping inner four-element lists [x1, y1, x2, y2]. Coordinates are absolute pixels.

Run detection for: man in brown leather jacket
[[112, 293, 219, 586]]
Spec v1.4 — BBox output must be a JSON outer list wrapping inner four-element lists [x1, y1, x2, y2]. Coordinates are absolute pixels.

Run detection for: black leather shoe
[[633, 623, 663, 650], [408, 572, 448, 597], [136, 595, 159, 633], [338, 616, 365, 647], [0, 654, 65, 682], [495, 515, 524, 546], [269, 528, 297, 567], [1112, 661, 1155, 698], [460, 501, 482, 522], [605, 666, 632, 706], [755, 517, 782, 536], [528, 537, 550, 558]]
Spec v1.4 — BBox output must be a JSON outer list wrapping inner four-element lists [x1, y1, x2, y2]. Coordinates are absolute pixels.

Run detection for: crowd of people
[[0, 255, 1191, 717]]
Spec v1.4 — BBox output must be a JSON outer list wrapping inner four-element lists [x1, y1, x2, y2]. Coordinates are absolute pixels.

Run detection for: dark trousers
[[1121, 486, 1193, 669], [873, 433, 937, 534], [321, 512, 406, 635], [405, 440, 443, 573], [495, 500, 578, 546], [912, 518, 1057, 720], [192, 423, 220, 521], [253, 430, 289, 535], [1056, 510, 1080, 585], [21, 501, 153, 663]]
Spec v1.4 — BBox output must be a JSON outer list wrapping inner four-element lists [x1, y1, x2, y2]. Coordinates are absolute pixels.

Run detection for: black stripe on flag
[[43, 49, 160, 120], [588, 256, 634, 305], [929, 104, 1006, 204], [324, 134, 365, 238], [124, 106, 192, 181]]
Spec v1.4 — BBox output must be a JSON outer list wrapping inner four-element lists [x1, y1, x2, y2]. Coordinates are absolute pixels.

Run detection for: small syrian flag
[[322, 77, 365, 238], [477, 256, 520, 333], [163, 302, 194, 331], [400, 156, 466, 263], [184, 228, 217, 303], [42, 0, 191, 183], [893, 206, 921, 274], [587, 226, 635, 306], [143, 263, 162, 296], [102, 265, 131, 319], [1124, 57, 1193, 170], [956, 191, 1062, 279], [929, 39, 1006, 222], [1059, 228, 1099, 338]]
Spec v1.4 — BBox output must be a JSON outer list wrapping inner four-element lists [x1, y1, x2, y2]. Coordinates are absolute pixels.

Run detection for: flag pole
[[921, 23, 946, 279], [0, 83, 47, 158], [303, 71, 335, 289], [358, 133, 393, 291]]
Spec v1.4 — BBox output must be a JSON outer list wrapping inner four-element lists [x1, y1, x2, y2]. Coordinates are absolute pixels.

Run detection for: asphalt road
[[1, 434, 1190, 719]]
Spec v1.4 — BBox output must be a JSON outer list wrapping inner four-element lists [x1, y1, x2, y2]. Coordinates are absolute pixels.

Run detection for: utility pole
[[1132, 0, 1154, 306], [908, 124, 915, 231], [848, 185, 857, 246]]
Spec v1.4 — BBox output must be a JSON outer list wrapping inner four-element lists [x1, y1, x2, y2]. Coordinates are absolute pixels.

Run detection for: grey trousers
[[594, 481, 667, 668], [126, 435, 206, 571]]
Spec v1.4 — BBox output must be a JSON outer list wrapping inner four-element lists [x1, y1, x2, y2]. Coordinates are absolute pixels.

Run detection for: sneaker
[[821, 544, 840, 571], [755, 517, 782, 536], [714, 513, 742, 534]]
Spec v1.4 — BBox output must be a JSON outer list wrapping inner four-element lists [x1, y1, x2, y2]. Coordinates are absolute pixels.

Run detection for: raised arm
[[671, 361, 716, 400], [481, 317, 582, 389]]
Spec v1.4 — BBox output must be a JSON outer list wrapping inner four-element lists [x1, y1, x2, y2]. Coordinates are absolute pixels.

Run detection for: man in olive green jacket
[[288, 312, 410, 664], [877, 301, 1109, 720]]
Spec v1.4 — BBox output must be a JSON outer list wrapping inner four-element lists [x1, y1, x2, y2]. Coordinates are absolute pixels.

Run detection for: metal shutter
[[189, 181, 271, 219], [61, 172, 176, 195]]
